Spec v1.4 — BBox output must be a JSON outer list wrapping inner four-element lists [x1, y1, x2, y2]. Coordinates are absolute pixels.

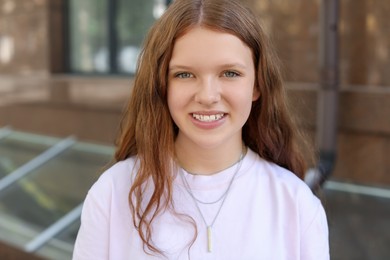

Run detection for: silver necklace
[[180, 152, 244, 205], [179, 150, 245, 252]]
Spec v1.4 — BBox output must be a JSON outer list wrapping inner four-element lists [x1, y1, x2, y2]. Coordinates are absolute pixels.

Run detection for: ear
[[252, 86, 260, 101]]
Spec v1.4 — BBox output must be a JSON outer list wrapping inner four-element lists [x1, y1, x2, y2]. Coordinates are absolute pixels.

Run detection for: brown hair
[[115, 0, 307, 254]]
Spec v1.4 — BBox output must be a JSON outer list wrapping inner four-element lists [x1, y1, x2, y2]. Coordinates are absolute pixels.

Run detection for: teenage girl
[[73, 0, 329, 259]]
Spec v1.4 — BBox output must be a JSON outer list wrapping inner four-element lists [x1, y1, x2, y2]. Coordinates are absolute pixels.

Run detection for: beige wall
[[289, 84, 390, 186], [243, 0, 390, 86], [0, 0, 49, 76]]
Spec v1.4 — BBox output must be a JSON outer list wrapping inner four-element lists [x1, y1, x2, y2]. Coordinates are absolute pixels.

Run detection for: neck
[[174, 139, 244, 175]]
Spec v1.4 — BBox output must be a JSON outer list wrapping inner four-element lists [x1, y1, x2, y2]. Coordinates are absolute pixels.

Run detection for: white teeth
[[192, 113, 224, 122]]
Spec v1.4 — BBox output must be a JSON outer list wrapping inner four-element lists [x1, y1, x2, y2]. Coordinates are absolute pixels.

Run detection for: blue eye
[[175, 72, 193, 78], [223, 71, 240, 77]]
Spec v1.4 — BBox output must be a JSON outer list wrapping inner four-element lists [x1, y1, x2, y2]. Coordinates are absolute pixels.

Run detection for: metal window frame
[[0, 130, 115, 254], [25, 203, 83, 253], [66, 0, 172, 75], [66, 0, 121, 75], [0, 136, 76, 191]]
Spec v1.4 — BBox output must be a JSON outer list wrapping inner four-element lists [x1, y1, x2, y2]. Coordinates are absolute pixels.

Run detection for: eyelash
[[174, 71, 241, 79], [174, 72, 193, 78], [223, 70, 241, 78]]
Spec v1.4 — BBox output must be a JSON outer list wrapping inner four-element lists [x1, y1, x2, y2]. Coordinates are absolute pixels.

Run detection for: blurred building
[[0, 0, 389, 259]]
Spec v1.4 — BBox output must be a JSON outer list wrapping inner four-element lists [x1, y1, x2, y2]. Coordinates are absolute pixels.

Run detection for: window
[[68, 0, 170, 74]]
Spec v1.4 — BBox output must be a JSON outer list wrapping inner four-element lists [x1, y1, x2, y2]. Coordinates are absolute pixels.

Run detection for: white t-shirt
[[73, 149, 329, 260]]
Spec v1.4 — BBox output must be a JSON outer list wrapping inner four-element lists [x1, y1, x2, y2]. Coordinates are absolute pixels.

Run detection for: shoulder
[[78, 157, 138, 228], [253, 153, 316, 202], [255, 154, 328, 240], [249, 150, 324, 220], [98, 157, 137, 183], [86, 157, 138, 202], [74, 157, 138, 259], [253, 153, 329, 252]]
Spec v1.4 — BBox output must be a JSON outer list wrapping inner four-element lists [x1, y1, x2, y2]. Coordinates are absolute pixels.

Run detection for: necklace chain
[[179, 149, 246, 252], [180, 152, 245, 205]]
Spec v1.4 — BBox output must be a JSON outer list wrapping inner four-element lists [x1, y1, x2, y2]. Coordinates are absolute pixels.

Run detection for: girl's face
[[167, 27, 259, 151]]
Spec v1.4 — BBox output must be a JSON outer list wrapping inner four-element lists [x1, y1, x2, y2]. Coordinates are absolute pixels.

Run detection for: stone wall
[[0, 0, 49, 76], [243, 0, 390, 86], [289, 84, 390, 186]]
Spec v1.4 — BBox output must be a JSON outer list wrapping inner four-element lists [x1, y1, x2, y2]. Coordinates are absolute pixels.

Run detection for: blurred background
[[0, 0, 389, 259]]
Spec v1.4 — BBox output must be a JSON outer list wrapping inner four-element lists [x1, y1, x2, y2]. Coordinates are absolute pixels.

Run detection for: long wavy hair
[[115, 0, 307, 255]]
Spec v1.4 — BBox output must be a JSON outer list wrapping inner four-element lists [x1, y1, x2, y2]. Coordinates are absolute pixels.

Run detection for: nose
[[194, 77, 221, 105]]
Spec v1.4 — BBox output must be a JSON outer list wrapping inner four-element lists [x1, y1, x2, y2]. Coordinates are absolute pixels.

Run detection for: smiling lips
[[192, 113, 225, 122]]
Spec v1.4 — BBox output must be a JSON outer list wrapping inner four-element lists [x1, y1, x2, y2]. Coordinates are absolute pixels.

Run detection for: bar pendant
[[207, 226, 212, 252]]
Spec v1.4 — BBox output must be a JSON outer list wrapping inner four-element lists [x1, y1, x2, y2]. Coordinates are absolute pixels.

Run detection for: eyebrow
[[168, 65, 193, 71], [168, 63, 248, 71]]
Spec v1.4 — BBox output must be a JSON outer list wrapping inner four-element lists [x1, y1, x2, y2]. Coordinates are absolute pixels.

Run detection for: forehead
[[169, 26, 253, 67]]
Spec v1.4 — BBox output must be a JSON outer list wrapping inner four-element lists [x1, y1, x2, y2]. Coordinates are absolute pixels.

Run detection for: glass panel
[[325, 188, 390, 259], [0, 132, 57, 178], [37, 220, 81, 260], [117, 0, 161, 73], [0, 142, 113, 249], [69, 0, 108, 73]]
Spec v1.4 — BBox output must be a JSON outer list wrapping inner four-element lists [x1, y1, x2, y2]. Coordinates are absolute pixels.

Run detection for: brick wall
[[243, 0, 390, 86], [0, 0, 49, 76]]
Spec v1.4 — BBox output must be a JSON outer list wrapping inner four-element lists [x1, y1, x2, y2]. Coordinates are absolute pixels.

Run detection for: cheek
[[232, 85, 257, 116], [167, 82, 192, 107], [167, 86, 183, 120], [252, 86, 260, 101], [167, 88, 175, 115]]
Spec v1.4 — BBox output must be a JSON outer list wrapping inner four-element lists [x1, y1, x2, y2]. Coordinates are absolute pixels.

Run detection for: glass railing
[[0, 129, 57, 177], [0, 128, 114, 259]]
